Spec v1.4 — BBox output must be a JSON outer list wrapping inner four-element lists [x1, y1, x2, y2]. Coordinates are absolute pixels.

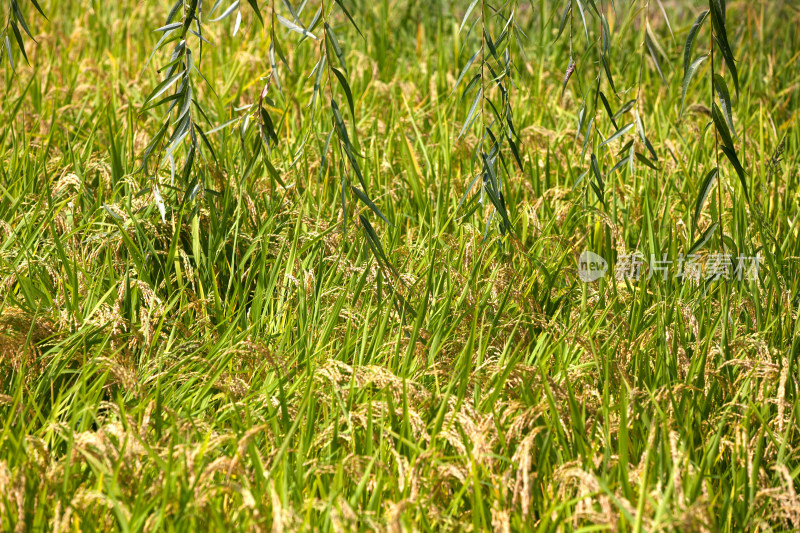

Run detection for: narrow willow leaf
[[601, 55, 617, 94], [452, 50, 479, 95], [152, 184, 166, 222], [143, 27, 181, 72], [720, 144, 749, 200], [687, 222, 718, 256], [634, 110, 657, 162], [210, 0, 227, 16], [693, 168, 717, 228], [715, 37, 739, 99], [269, 42, 282, 93], [233, 12, 243, 35], [577, 103, 586, 141], [460, 74, 480, 103], [352, 186, 391, 227], [684, 10, 708, 75], [206, 115, 241, 135], [645, 32, 666, 85], [277, 14, 317, 40], [508, 135, 523, 172], [575, 0, 590, 43], [331, 100, 366, 189], [334, 0, 364, 39], [599, 91, 618, 130], [325, 23, 347, 72], [305, 6, 323, 39], [556, 0, 572, 41], [617, 139, 634, 156], [166, 0, 182, 23], [590, 153, 604, 192], [458, 88, 482, 139], [139, 122, 168, 173], [331, 67, 355, 118], [713, 73, 736, 140], [210, 1, 239, 21], [709, 1, 739, 96], [459, 0, 480, 34], [655, 0, 674, 39], [273, 37, 292, 73], [11, 1, 33, 39], [144, 71, 184, 108], [711, 103, 734, 149], [590, 181, 605, 206], [680, 53, 708, 116], [259, 105, 278, 146], [308, 56, 325, 109], [628, 143, 635, 175], [572, 169, 588, 190], [155, 22, 183, 32], [600, 122, 633, 148], [482, 183, 512, 234], [29, 0, 46, 18], [613, 99, 636, 121], [9, 22, 28, 64], [608, 155, 629, 176], [484, 29, 497, 59], [246, 0, 263, 25], [360, 215, 397, 276], [635, 151, 658, 170]]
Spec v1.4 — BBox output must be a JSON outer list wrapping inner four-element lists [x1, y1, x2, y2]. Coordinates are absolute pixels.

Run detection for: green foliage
[[0, 0, 46, 70], [1, 0, 799, 531]]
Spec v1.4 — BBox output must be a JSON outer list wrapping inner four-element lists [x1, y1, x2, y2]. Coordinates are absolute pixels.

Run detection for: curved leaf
[[720, 144, 748, 200], [210, 1, 239, 22], [600, 122, 633, 148], [711, 103, 734, 149], [331, 67, 355, 119], [688, 222, 718, 256], [710, 1, 739, 96], [245, 0, 263, 25], [693, 168, 717, 229], [713, 73, 736, 140], [680, 53, 708, 117], [459, 0, 480, 34], [684, 10, 708, 76]]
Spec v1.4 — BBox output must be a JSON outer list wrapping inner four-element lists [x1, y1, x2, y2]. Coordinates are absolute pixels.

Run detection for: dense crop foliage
[[1, 0, 799, 530]]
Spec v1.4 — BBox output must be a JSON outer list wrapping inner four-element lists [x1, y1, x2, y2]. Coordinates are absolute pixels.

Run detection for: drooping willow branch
[[138, 0, 401, 298], [139, 0, 218, 215], [0, 0, 46, 73], [139, 1, 386, 227], [454, 0, 525, 243], [557, 0, 663, 214], [680, 0, 746, 253]]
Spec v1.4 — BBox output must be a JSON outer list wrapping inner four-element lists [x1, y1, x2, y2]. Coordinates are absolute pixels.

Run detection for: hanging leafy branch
[[139, 0, 221, 211], [681, 0, 746, 247], [454, 0, 525, 243], [319, 0, 390, 230], [139, 1, 387, 235], [556, 0, 665, 212], [0, 0, 46, 74]]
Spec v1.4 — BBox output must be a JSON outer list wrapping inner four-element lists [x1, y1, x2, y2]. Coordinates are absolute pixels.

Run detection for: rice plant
[[1, 0, 798, 531]]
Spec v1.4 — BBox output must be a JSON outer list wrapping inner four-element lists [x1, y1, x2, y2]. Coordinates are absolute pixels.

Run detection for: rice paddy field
[[1, 0, 799, 530]]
